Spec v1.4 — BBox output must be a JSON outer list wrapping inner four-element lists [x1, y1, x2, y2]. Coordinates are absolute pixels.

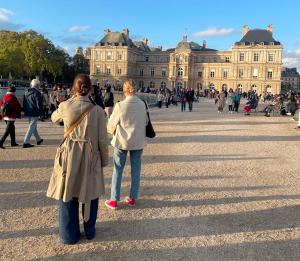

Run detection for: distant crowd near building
[[86, 25, 283, 95]]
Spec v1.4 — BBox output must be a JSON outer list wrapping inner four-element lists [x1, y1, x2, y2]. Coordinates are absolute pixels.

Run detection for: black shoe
[[37, 139, 44, 145], [0, 144, 5, 149], [11, 143, 19, 147], [23, 143, 34, 148]]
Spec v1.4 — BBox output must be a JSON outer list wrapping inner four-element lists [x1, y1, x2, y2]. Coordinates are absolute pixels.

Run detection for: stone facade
[[281, 67, 300, 92], [89, 25, 283, 94]]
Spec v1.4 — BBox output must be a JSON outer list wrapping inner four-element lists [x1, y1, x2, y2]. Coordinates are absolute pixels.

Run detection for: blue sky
[[0, 0, 300, 68]]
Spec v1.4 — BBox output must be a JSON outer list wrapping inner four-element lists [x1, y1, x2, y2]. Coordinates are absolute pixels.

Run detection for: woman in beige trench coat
[[47, 74, 108, 244]]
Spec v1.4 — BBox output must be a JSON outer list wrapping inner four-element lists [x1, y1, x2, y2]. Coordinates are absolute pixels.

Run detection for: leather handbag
[[143, 100, 156, 138]]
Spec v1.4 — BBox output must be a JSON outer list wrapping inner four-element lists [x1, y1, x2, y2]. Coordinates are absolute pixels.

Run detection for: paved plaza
[[1, 99, 300, 261]]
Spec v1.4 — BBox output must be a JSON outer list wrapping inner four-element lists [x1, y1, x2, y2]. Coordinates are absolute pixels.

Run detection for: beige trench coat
[[47, 96, 108, 207]]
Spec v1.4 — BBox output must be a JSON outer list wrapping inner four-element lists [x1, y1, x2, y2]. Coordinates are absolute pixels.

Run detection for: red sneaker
[[105, 200, 118, 210], [126, 197, 136, 207]]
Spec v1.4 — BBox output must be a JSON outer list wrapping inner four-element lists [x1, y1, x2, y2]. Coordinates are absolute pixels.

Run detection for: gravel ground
[[0, 99, 300, 261]]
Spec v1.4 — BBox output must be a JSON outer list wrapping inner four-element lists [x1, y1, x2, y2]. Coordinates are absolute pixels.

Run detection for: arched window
[[197, 83, 202, 89], [222, 84, 228, 91], [150, 81, 155, 88], [161, 81, 166, 88], [177, 67, 183, 77], [209, 83, 215, 89], [237, 84, 243, 93], [266, 85, 272, 93], [139, 81, 144, 88], [251, 84, 257, 91], [177, 82, 183, 88]]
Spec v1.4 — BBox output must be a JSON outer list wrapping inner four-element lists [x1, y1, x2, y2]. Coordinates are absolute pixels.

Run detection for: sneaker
[[37, 139, 44, 145], [125, 197, 136, 207], [105, 200, 118, 210], [23, 143, 34, 148]]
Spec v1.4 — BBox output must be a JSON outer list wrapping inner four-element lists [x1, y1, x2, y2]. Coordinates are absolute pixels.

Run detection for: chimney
[[267, 24, 273, 33], [242, 25, 249, 37], [123, 28, 129, 37], [143, 38, 149, 45], [104, 28, 110, 36], [202, 40, 206, 48]]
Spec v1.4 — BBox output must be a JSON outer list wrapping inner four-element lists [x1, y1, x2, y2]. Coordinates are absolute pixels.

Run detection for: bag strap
[[60, 104, 94, 146], [143, 100, 150, 119]]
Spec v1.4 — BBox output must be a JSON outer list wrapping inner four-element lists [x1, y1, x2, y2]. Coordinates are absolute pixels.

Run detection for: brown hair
[[123, 79, 136, 96], [73, 74, 91, 96]]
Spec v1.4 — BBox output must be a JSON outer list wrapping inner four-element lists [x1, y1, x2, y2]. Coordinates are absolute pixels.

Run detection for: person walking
[[47, 74, 108, 244], [157, 91, 164, 108], [41, 85, 50, 120], [105, 79, 147, 209], [216, 90, 226, 113], [179, 87, 187, 112], [226, 88, 234, 113], [23, 79, 44, 148], [103, 86, 114, 118], [0, 86, 22, 149], [233, 90, 241, 113], [186, 87, 194, 112]]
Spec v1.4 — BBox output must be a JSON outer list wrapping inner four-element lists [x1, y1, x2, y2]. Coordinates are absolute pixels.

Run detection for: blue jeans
[[59, 198, 99, 244], [110, 148, 143, 201], [24, 117, 42, 144]]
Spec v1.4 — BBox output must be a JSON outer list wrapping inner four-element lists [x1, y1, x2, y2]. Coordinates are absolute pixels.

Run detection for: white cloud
[[67, 25, 90, 33], [0, 7, 23, 31], [194, 27, 235, 38], [0, 8, 13, 21], [283, 48, 300, 70]]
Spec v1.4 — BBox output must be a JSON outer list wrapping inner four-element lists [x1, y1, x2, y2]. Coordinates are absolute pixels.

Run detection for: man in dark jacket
[[103, 86, 114, 118], [23, 79, 44, 148]]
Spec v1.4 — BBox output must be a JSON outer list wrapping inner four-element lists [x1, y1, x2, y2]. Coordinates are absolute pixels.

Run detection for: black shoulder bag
[[143, 100, 156, 138]]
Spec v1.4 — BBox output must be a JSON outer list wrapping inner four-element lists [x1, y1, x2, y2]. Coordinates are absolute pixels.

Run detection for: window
[[95, 51, 100, 60], [139, 81, 144, 89], [197, 83, 202, 89], [213, 57, 217, 62], [178, 67, 183, 77], [161, 82, 166, 88], [106, 66, 111, 75], [150, 81, 155, 88], [268, 53, 274, 62], [107, 51, 112, 60], [198, 71, 202, 78], [239, 53, 245, 61], [117, 52, 122, 60], [253, 68, 258, 78], [96, 65, 100, 75], [139, 69, 144, 76], [239, 68, 244, 78], [145, 56, 149, 62], [117, 67, 122, 75], [254, 53, 260, 62], [151, 68, 155, 77], [225, 57, 230, 63], [162, 68, 166, 77], [223, 69, 228, 78], [267, 69, 273, 79], [237, 84, 243, 92], [210, 69, 215, 78]]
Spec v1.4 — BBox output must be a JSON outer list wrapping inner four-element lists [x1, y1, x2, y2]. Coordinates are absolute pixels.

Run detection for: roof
[[134, 41, 151, 51], [235, 29, 281, 46], [96, 32, 135, 47]]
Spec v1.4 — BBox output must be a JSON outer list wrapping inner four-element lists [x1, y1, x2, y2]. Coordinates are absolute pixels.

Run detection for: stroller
[[243, 98, 258, 115]]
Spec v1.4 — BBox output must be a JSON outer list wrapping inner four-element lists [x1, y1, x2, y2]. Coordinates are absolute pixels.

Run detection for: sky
[[0, 0, 300, 69]]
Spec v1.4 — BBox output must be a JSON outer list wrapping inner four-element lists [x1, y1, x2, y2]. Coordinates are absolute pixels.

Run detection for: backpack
[[1, 100, 11, 117]]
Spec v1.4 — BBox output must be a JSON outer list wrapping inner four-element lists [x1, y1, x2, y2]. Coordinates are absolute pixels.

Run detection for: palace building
[[89, 25, 283, 94]]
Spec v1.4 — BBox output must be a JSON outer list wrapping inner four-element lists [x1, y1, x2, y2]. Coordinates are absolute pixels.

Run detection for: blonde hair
[[123, 80, 136, 96]]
